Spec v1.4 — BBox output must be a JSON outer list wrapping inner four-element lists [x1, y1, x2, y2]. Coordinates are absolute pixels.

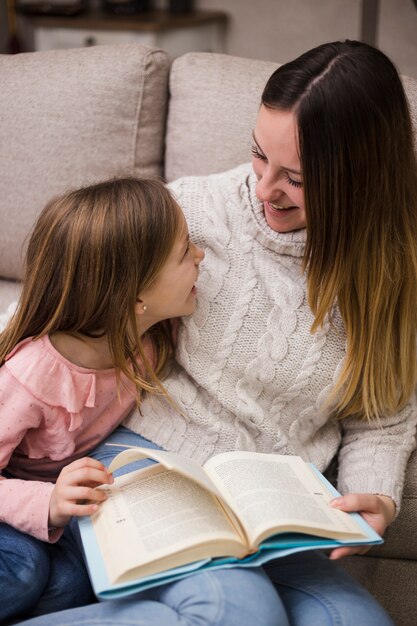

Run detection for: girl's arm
[[0, 369, 51, 539], [0, 368, 111, 542]]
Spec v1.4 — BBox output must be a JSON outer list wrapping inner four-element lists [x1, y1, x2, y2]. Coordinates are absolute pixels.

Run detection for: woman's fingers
[[328, 492, 396, 560], [329, 545, 371, 560], [330, 493, 380, 513]]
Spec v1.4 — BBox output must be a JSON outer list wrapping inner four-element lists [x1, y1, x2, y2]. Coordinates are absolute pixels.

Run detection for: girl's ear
[[135, 298, 147, 315]]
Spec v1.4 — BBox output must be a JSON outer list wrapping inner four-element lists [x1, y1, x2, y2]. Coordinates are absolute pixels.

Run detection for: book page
[[92, 463, 246, 584], [204, 452, 367, 547], [107, 446, 248, 541], [107, 446, 224, 498]]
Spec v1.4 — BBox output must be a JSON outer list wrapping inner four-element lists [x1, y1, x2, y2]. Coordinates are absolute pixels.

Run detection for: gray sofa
[[1, 43, 416, 626]]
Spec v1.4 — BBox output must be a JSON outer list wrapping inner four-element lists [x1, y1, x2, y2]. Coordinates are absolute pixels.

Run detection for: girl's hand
[[328, 493, 396, 560], [49, 457, 114, 528]]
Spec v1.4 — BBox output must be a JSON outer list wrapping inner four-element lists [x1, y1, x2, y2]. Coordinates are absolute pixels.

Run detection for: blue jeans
[[0, 520, 95, 623], [5, 427, 395, 626]]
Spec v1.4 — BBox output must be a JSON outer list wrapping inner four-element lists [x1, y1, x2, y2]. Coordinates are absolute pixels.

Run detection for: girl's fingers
[[58, 466, 114, 488], [58, 484, 109, 504], [53, 500, 101, 519], [50, 485, 108, 524], [51, 457, 115, 526], [59, 456, 111, 476]]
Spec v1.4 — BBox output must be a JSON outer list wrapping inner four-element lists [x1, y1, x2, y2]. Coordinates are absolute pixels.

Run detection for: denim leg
[[147, 566, 288, 626], [263, 550, 395, 626], [29, 524, 96, 617], [88, 426, 160, 476], [0, 523, 50, 622], [14, 566, 286, 626]]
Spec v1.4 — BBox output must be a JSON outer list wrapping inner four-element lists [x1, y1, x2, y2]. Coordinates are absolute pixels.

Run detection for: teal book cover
[[78, 448, 383, 600]]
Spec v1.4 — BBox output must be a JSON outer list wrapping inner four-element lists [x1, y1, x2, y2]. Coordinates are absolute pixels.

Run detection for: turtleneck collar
[[244, 168, 307, 258]]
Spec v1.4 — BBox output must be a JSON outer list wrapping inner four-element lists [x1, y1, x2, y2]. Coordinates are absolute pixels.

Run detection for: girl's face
[[138, 209, 204, 326], [252, 105, 306, 233]]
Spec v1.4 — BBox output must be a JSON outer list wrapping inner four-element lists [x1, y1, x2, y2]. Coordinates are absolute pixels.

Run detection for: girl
[[1, 177, 276, 624], [1, 178, 284, 626]]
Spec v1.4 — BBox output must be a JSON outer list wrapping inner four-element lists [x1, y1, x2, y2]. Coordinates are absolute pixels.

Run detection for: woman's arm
[[330, 396, 417, 558], [337, 397, 417, 512]]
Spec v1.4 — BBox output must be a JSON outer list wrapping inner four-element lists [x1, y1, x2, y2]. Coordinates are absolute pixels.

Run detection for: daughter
[[0, 178, 282, 626], [0, 177, 224, 622]]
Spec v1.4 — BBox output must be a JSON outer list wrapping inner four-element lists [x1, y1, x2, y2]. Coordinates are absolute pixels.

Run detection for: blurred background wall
[[1, 0, 416, 78], [192, 0, 417, 78]]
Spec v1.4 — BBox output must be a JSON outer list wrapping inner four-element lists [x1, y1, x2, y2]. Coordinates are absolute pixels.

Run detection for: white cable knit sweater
[[124, 163, 417, 509]]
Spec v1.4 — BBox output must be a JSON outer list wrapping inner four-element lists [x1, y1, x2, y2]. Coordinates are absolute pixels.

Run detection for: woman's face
[[252, 105, 306, 233]]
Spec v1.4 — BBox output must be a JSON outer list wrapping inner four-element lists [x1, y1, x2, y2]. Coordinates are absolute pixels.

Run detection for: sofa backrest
[[0, 43, 170, 282], [1, 46, 417, 285], [165, 51, 417, 183], [164, 52, 278, 182]]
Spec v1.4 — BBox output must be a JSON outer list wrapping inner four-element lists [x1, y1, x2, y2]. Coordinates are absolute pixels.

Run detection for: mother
[[126, 37, 417, 616]]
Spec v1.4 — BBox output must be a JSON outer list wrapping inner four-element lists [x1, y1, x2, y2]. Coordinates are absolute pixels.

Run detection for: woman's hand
[[328, 493, 396, 560], [49, 457, 114, 528]]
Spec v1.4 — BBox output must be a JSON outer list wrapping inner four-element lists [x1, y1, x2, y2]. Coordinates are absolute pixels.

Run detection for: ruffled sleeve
[[5, 336, 97, 432]]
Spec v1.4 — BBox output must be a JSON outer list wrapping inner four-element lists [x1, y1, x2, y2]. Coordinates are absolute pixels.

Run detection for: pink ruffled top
[[0, 335, 141, 542]]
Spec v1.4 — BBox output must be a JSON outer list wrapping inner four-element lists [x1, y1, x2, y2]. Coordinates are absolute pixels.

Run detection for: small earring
[[142, 305, 147, 312]]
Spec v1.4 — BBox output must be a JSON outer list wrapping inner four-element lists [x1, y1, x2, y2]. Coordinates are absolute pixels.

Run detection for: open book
[[78, 448, 382, 599]]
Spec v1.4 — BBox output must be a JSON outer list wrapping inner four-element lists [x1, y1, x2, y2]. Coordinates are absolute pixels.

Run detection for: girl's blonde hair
[[0, 177, 181, 401], [262, 40, 417, 420]]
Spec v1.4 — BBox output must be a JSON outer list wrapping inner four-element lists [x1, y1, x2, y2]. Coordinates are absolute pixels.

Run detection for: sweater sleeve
[[0, 368, 60, 542], [337, 393, 417, 512]]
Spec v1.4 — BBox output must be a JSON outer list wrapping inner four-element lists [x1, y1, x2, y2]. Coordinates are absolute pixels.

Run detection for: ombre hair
[[262, 40, 417, 420], [0, 178, 181, 401]]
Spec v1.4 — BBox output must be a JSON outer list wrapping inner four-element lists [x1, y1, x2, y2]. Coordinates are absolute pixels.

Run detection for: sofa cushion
[[403, 75, 417, 147], [0, 43, 170, 281], [341, 555, 417, 626], [165, 52, 279, 182]]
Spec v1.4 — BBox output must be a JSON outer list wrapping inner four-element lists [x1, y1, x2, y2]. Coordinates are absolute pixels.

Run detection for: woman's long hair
[[0, 178, 180, 401], [262, 40, 417, 420]]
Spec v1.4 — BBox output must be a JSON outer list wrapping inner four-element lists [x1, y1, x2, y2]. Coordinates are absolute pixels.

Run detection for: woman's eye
[[286, 174, 303, 189], [251, 144, 267, 161]]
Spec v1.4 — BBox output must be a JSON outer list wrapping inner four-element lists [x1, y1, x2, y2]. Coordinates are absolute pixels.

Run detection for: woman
[[126, 39, 416, 619], [17, 40, 415, 625]]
